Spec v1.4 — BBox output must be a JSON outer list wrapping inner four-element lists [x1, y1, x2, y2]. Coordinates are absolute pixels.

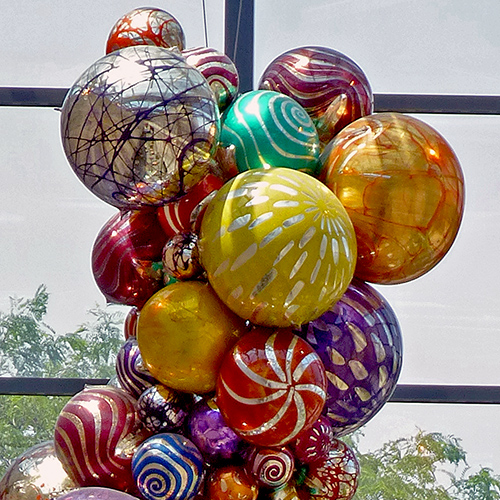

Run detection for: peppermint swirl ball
[[247, 446, 295, 489]]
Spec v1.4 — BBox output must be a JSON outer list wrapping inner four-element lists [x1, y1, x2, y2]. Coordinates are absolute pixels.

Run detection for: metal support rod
[[224, 0, 254, 92]]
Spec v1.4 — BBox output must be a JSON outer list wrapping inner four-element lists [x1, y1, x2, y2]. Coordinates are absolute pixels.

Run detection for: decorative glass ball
[[297, 278, 403, 436], [61, 45, 220, 209], [216, 328, 327, 447], [199, 167, 357, 327], [106, 7, 186, 53], [132, 433, 204, 500], [183, 46, 239, 110], [137, 384, 189, 433], [162, 232, 203, 280], [321, 112, 465, 284], [259, 46, 373, 145], [220, 90, 320, 175], [304, 438, 359, 500]]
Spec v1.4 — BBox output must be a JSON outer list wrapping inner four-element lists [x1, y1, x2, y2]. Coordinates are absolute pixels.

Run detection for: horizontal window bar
[[0, 87, 499, 115], [374, 93, 500, 114], [390, 384, 500, 404], [0, 377, 109, 396], [0, 87, 68, 107], [1, 378, 499, 404]]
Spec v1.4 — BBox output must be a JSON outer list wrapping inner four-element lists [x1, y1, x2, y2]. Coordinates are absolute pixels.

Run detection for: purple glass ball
[[292, 415, 334, 464], [56, 487, 140, 500], [296, 278, 403, 436], [187, 399, 243, 464], [115, 337, 157, 398], [137, 384, 189, 433]]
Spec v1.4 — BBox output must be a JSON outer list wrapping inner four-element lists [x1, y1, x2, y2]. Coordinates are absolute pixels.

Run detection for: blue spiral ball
[[132, 433, 204, 500]]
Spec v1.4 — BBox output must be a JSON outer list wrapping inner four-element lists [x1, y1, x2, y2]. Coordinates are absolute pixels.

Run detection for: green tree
[[350, 430, 500, 500], [0, 285, 125, 475], [453, 467, 500, 500]]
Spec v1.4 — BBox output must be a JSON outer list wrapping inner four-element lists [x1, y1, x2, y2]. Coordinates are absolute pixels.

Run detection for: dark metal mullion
[[0, 377, 109, 396], [224, 0, 254, 92], [390, 385, 500, 405], [1, 87, 500, 115], [374, 93, 500, 115], [1, 378, 500, 404]]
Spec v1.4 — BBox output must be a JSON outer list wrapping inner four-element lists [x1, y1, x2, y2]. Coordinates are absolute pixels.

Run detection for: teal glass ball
[[220, 90, 320, 175]]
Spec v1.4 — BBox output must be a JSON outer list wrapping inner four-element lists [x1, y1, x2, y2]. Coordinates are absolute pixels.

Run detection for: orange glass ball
[[207, 465, 259, 500], [136, 281, 248, 393], [320, 113, 465, 284]]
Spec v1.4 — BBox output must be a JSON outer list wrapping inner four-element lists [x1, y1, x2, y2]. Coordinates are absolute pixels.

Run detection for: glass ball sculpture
[[61, 45, 220, 209]]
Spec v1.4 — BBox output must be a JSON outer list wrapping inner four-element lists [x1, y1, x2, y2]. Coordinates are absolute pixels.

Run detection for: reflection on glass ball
[[0, 441, 77, 500], [61, 45, 220, 209]]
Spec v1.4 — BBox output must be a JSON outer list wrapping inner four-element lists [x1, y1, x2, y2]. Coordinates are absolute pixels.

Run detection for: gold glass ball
[[137, 281, 248, 393]]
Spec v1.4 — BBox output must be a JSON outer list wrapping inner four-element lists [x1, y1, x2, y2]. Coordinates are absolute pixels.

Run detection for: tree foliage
[[0, 285, 125, 475], [350, 430, 500, 500]]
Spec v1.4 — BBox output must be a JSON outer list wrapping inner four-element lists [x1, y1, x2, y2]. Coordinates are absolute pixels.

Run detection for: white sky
[[0, 0, 499, 475]]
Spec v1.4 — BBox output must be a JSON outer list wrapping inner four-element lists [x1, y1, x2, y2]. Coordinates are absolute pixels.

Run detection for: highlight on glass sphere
[[0, 441, 77, 500], [61, 45, 220, 209], [320, 112, 465, 284], [106, 7, 186, 54], [259, 46, 373, 145]]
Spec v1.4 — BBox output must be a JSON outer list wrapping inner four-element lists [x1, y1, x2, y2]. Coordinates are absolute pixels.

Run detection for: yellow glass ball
[[199, 168, 357, 327], [136, 281, 248, 393]]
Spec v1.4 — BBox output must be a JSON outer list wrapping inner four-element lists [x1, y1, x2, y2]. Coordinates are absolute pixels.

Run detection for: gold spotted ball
[[199, 168, 357, 327]]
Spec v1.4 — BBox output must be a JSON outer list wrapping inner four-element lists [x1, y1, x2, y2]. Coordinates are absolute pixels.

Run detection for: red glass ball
[[216, 328, 327, 447]]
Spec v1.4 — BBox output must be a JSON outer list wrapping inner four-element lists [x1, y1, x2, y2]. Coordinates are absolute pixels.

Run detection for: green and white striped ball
[[220, 90, 320, 175]]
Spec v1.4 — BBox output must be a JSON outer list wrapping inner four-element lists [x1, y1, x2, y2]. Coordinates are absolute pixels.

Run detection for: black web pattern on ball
[[61, 46, 219, 208]]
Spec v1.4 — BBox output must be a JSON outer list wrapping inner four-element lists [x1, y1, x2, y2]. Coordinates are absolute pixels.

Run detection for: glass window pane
[[0, 108, 124, 377], [357, 403, 500, 486], [0, 2, 224, 87], [371, 114, 500, 385], [255, 0, 500, 94]]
